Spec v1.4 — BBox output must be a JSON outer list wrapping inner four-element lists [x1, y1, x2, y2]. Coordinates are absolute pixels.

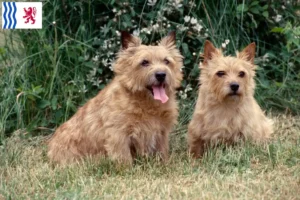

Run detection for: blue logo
[[3, 2, 17, 29]]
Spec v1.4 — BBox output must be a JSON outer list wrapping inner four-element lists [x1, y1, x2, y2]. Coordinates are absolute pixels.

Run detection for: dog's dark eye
[[216, 71, 226, 77], [239, 71, 245, 78], [141, 60, 149, 67], [164, 58, 170, 65]]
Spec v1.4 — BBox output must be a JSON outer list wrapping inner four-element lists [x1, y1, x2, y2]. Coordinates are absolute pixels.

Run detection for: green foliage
[[0, 0, 299, 139]]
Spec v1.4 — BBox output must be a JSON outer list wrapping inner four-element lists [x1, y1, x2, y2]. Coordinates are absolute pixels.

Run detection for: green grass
[[0, 114, 299, 199]]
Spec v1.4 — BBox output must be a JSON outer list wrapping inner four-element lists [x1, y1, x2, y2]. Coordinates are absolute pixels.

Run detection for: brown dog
[[47, 32, 183, 165], [188, 40, 273, 158]]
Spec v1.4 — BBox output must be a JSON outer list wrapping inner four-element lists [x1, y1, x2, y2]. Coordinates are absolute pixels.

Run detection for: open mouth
[[147, 83, 169, 103]]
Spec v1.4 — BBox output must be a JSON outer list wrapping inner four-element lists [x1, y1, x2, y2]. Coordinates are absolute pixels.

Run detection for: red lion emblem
[[23, 7, 37, 24]]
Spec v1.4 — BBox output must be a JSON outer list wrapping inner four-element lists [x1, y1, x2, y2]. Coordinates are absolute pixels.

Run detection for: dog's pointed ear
[[203, 40, 219, 65], [239, 42, 256, 64], [121, 31, 141, 49], [159, 31, 176, 49]]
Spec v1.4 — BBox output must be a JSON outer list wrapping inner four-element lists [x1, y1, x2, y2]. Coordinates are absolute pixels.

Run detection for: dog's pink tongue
[[152, 85, 169, 103]]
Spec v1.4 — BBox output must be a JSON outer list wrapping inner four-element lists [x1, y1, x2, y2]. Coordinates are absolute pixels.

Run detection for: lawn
[[0, 114, 299, 199]]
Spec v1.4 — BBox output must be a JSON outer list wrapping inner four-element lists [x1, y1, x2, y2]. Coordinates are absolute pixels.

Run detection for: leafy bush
[[0, 0, 299, 140]]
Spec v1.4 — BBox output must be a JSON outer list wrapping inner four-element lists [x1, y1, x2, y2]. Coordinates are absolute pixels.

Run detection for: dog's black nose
[[155, 72, 166, 83], [230, 83, 239, 92]]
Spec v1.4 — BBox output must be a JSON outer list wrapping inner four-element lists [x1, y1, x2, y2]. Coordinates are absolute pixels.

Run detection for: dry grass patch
[[0, 115, 299, 199]]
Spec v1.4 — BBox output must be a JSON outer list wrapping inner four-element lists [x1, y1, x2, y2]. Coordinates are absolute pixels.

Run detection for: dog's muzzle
[[229, 82, 239, 96], [155, 72, 166, 83]]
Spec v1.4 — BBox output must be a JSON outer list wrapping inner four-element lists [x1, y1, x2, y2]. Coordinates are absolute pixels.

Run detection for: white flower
[[152, 24, 159, 30], [190, 17, 197, 25], [263, 53, 269, 59], [282, 5, 286, 9], [141, 28, 151, 34], [112, 8, 117, 13], [52, 21, 56, 25], [221, 43, 226, 48], [261, 53, 269, 62], [147, 0, 157, 6], [92, 55, 99, 62], [185, 84, 192, 92], [117, 10, 122, 16], [225, 39, 230, 45], [177, 25, 188, 32], [84, 54, 89, 61], [133, 29, 140, 36], [274, 14, 282, 22], [115, 30, 120, 36], [173, 0, 183, 8], [106, 51, 114, 57], [102, 41, 108, 49], [102, 58, 108, 66], [179, 91, 187, 100], [92, 79, 102, 87], [100, 24, 107, 32], [79, 85, 87, 93], [184, 16, 191, 23], [189, 2, 196, 7], [163, 6, 172, 13], [193, 24, 203, 32], [109, 59, 115, 71], [89, 68, 97, 76]]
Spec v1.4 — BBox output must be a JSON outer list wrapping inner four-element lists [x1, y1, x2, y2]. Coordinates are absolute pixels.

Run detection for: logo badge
[[2, 2, 42, 29], [23, 7, 37, 24]]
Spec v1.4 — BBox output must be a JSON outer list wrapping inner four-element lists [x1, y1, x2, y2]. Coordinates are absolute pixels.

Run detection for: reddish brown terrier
[[48, 31, 183, 165], [188, 40, 273, 158]]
